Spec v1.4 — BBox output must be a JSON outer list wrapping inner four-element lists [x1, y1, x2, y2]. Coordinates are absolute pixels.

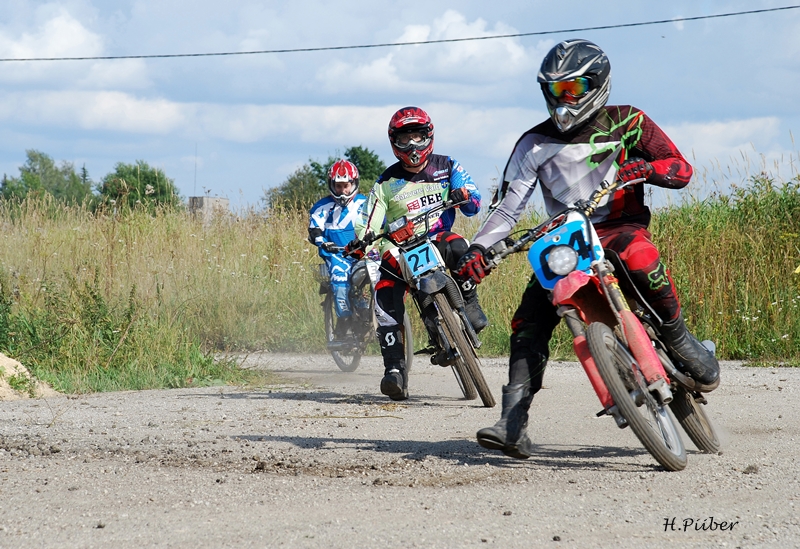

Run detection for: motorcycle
[[483, 178, 720, 470], [316, 250, 414, 372], [358, 198, 496, 407]]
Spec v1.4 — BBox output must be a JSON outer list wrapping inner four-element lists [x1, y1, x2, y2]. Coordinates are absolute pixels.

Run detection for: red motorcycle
[[484, 178, 720, 471]]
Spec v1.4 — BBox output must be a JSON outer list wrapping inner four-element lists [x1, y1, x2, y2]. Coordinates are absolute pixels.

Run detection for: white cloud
[[0, 8, 150, 89], [425, 102, 545, 159], [0, 88, 543, 168], [665, 117, 781, 168], [0, 90, 391, 144], [0, 10, 103, 59], [315, 9, 550, 95], [0, 91, 184, 133]]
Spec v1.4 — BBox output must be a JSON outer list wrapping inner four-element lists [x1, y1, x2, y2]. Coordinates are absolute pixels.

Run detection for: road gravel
[[1, 353, 798, 548]]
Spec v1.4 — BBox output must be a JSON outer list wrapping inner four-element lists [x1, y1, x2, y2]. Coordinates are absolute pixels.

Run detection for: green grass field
[[1, 174, 798, 393]]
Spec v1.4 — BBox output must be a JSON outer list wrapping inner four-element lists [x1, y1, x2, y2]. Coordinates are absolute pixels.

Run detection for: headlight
[[388, 217, 408, 233], [547, 245, 578, 275]]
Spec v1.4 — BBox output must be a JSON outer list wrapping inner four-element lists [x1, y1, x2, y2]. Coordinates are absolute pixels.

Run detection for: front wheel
[[669, 387, 721, 454], [433, 293, 495, 407], [402, 312, 414, 373], [323, 292, 362, 372], [587, 322, 686, 471]]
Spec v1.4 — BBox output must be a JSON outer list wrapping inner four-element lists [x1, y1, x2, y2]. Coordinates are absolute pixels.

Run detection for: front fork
[[557, 269, 674, 428], [560, 308, 628, 428]]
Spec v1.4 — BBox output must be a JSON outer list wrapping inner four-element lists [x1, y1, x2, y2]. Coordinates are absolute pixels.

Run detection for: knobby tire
[[669, 387, 721, 454], [434, 293, 495, 407], [586, 322, 687, 471], [323, 292, 361, 372]]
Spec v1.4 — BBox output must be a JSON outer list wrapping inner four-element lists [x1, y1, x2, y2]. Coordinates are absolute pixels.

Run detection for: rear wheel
[[587, 322, 686, 471], [434, 293, 495, 407], [669, 387, 721, 454]]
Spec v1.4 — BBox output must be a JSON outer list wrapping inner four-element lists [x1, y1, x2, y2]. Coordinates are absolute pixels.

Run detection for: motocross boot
[[462, 287, 488, 334], [476, 384, 534, 459], [660, 315, 720, 386], [377, 325, 408, 401], [380, 360, 408, 401], [333, 316, 352, 340]]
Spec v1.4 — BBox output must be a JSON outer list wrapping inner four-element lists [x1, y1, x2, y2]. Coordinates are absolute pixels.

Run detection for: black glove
[[450, 186, 470, 205], [344, 238, 366, 260], [456, 245, 489, 285], [617, 158, 654, 183], [321, 242, 339, 253]]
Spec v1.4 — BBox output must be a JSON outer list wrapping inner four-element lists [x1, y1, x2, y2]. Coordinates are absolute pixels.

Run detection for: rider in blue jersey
[[308, 159, 367, 341]]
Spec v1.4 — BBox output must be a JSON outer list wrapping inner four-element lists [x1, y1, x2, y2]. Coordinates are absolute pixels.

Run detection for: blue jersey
[[308, 194, 367, 257]]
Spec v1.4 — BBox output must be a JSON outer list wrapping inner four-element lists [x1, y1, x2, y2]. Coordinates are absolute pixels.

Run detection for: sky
[[1, 0, 799, 210]]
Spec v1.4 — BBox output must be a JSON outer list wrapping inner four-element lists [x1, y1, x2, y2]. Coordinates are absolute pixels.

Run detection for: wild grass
[[1, 172, 798, 394]]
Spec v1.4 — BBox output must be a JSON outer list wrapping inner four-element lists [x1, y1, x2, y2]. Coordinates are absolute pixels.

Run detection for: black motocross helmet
[[538, 39, 611, 133]]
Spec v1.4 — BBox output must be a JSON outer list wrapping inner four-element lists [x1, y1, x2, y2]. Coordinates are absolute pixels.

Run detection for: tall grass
[[1, 173, 798, 394], [651, 175, 800, 365]]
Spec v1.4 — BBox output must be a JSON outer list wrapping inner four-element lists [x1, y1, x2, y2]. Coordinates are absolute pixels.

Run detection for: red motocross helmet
[[328, 159, 360, 206], [388, 106, 434, 168]]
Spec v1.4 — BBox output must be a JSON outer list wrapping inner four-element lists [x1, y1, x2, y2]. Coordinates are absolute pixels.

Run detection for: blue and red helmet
[[388, 106, 434, 168]]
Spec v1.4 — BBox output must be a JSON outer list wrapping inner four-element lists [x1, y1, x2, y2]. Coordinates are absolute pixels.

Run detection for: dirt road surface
[[1, 354, 798, 548]]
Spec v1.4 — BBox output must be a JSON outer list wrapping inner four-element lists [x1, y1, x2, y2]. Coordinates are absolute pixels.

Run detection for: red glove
[[450, 186, 470, 204], [457, 247, 489, 285], [617, 158, 653, 183], [344, 238, 366, 260]]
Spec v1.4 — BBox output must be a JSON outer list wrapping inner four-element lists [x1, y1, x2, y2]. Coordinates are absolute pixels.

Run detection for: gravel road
[[1, 353, 798, 548]]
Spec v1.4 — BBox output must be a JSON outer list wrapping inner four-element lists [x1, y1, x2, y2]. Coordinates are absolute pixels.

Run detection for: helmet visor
[[392, 130, 431, 150], [547, 77, 590, 99]]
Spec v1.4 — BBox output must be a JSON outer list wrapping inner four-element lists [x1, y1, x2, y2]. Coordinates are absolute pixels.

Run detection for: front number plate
[[402, 241, 440, 278]]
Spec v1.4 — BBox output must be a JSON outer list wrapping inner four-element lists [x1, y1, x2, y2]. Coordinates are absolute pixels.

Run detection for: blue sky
[[1, 1, 799, 209]]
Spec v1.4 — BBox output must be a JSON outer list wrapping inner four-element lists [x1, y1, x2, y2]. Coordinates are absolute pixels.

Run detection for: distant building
[[188, 196, 229, 224]]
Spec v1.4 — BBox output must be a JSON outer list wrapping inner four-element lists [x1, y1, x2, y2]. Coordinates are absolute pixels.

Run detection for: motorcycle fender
[[417, 270, 449, 295], [551, 271, 616, 327], [551, 270, 594, 305], [573, 335, 614, 409]]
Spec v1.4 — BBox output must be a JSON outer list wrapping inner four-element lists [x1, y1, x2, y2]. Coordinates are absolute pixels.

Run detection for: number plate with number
[[402, 241, 441, 278], [527, 212, 603, 290]]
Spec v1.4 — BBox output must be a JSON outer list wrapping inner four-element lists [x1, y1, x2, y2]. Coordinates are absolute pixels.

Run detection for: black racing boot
[[660, 315, 720, 386], [476, 384, 534, 459], [377, 325, 408, 400], [380, 360, 408, 401], [462, 290, 488, 334], [333, 316, 352, 340]]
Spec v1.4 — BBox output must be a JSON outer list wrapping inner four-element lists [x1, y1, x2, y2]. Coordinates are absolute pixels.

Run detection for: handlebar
[[322, 244, 346, 253], [484, 177, 645, 267], [362, 197, 465, 248]]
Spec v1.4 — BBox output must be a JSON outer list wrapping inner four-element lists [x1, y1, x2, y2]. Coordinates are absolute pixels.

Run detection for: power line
[[1, 5, 798, 63]]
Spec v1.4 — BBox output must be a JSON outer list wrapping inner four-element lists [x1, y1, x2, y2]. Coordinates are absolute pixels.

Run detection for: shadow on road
[[232, 432, 664, 472], [195, 388, 493, 409]]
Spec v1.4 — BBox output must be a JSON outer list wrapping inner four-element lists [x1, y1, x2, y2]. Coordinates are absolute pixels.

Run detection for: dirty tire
[[587, 322, 687, 471], [403, 312, 414, 373], [669, 387, 721, 454], [323, 292, 362, 372], [434, 293, 494, 407]]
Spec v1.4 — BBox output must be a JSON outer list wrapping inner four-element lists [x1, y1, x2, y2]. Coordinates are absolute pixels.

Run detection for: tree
[[98, 160, 181, 212], [264, 165, 325, 211], [265, 146, 387, 210], [344, 145, 386, 195], [1, 150, 94, 204]]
